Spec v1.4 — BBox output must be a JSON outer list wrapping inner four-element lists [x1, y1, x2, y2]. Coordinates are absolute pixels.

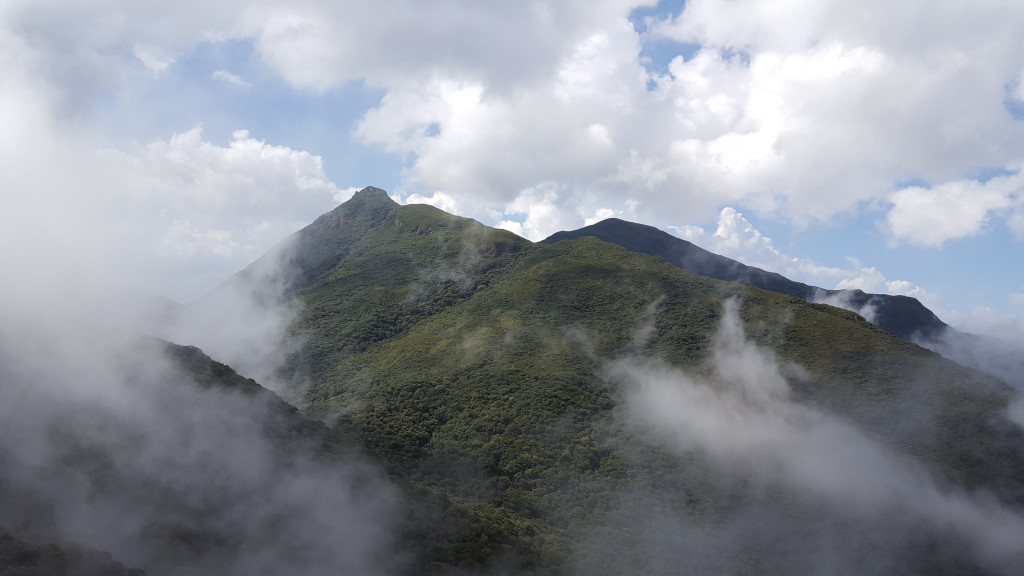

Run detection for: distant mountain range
[[3, 187, 1024, 575], [542, 217, 1023, 389], [542, 218, 947, 342]]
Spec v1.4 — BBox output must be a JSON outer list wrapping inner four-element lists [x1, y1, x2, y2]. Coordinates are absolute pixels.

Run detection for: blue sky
[[2, 0, 1023, 337]]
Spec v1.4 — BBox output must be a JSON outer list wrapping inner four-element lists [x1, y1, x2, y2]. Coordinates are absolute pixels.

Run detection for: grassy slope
[[284, 191, 531, 398], [280, 191, 1024, 574]]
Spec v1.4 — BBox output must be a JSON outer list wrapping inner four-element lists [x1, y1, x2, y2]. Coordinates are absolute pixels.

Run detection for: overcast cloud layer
[[1, 0, 1022, 329]]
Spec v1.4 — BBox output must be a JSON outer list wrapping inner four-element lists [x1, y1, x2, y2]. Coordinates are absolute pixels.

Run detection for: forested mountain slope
[[8, 188, 1022, 575], [203, 187, 1024, 574]]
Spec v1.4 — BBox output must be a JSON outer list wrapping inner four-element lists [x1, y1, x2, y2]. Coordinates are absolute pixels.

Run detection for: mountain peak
[[352, 186, 394, 202], [310, 186, 398, 229], [342, 185, 398, 213]]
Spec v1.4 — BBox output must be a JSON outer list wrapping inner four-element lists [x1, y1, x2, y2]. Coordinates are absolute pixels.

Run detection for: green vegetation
[[541, 217, 950, 341], [7, 188, 1010, 574], [8, 188, 1016, 574], [258, 188, 1024, 573]]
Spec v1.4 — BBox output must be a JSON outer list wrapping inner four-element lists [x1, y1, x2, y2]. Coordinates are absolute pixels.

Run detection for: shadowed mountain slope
[[541, 218, 948, 342]]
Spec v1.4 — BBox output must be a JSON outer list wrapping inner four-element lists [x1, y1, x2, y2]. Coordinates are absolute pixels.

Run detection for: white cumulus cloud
[[3, 0, 1024, 314], [678, 207, 928, 300], [99, 126, 347, 295], [887, 172, 1024, 246]]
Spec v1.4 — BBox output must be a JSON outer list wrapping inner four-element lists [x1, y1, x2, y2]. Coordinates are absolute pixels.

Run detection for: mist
[[597, 298, 1024, 575], [157, 235, 308, 395], [0, 289, 403, 575], [918, 327, 1024, 390], [0, 145, 402, 574], [810, 288, 879, 324]]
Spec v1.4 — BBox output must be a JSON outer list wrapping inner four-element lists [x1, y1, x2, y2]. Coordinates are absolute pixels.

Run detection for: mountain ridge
[[207, 187, 1024, 573], [541, 217, 948, 342], [16, 187, 1021, 575]]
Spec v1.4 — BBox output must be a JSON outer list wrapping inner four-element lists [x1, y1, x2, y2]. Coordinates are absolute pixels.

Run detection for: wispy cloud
[[608, 298, 1024, 574], [0, 281, 402, 576], [212, 69, 251, 88]]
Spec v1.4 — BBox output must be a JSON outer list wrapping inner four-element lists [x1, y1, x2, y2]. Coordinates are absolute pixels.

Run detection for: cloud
[[0, 18, 404, 558], [811, 289, 881, 324], [711, 207, 780, 256], [102, 126, 345, 299], [835, 266, 929, 299], [212, 69, 251, 88], [5, 0, 1024, 310], [121, 127, 341, 217], [159, 220, 240, 258], [0, 111, 345, 303], [610, 298, 1024, 573], [2, 2, 374, 302], [4, 0, 262, 118], [250, 0, 646, 91], [584, 207, 619, 226], [8, 0, 1024, 242], [133, 44, 175, 75], [400, 190, 459, 214], [886, 172, 1024, 247], [677, 207, 929, 300], [501, 184, 581, 241], [343, 0, 1024, 247], [1008, 209, 1024, 240], [833, 266, 886, 291], [920, 327, 1024, 392], [915, 299, 1024, 391], [3, 3, 1024, 570], [935, 304, 1024, 347], [0, 303, 401, 576]]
